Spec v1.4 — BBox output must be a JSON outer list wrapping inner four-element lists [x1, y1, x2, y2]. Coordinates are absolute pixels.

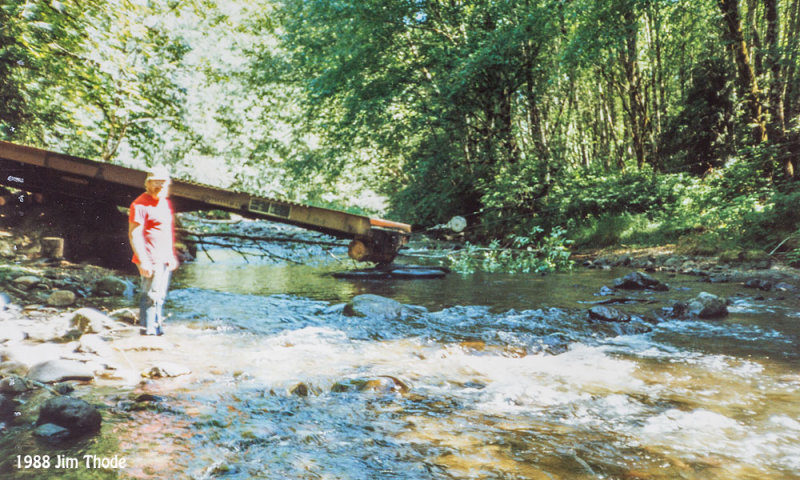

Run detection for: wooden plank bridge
[[0, 141, 411, 264]]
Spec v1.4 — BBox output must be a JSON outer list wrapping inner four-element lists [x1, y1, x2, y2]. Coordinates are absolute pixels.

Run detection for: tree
[[0, 0, 190, 164], [717, 0, 767, 145]]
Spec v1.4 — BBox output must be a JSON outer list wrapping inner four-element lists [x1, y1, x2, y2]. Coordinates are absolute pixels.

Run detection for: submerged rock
[[289, 382, 320, 397], [596, 286, 616, 296], [613, 272, 668, 291], [331, 376, 410, 395], [588, 306, 631, 323], [343, 294, 425, 319], [360, 376, 410, 394], [744, 278, 773, 291], [33, 423, 72, 443], [36, 396, 101, 436]]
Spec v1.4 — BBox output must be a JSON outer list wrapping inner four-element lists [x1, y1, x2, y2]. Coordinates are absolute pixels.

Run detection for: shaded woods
[[2, 0, 800, 256]]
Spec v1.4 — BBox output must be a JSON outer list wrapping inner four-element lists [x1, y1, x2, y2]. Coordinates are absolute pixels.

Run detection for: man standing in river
[[129, 166, 179, 336]]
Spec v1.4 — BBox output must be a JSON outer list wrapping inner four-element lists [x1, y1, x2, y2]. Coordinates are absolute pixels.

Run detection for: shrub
[[446, 226, 573, 274]]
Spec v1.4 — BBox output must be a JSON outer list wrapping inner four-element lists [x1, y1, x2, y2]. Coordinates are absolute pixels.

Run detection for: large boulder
[[688, 292, 728, 319], [36, 396, 101, 436], [613, 272, 669, 291], [27, 359, 95, 383]]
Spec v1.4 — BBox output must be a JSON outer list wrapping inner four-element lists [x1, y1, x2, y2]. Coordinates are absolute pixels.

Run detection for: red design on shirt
[[129, 193, 175, 265]]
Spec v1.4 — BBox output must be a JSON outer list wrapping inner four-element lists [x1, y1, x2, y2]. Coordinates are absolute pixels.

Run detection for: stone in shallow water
[[36, 396, 102, 435], [613, 272, 668, 291], [142, 362, 191, 378], [588, 306, 631, 323], [343, 294, 405, 318], [93, 275, 134, 297], [13, 276, 42, 290], [342, 294, 426, 319], [688, 292, 728, 319], [70, 308, 115, 334], [0, 375, 32, 394], [289, 382, 321, 397], [27, 359, 94, 383], [33, 423, 72, 443], [46, 290, 76, 307]]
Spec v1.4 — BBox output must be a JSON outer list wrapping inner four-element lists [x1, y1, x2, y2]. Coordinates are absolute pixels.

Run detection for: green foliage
[[675, 231, 737, 256], [786, 236, 800, 267], [0, 0, 192, 163], [660, 56, 735, 175], [446, 227, 573, 274], [3, 0, 800, 257], [555, 160, 798, 253]]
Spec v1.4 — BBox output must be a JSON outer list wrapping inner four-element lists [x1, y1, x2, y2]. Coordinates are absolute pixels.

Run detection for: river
[[8, 247, 800, 479]]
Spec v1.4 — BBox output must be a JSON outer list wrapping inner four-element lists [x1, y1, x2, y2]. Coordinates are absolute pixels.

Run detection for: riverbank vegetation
[[2, 0, 800, 266]]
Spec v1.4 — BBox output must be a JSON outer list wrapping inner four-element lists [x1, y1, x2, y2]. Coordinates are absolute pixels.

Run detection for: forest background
[[2, 0, 800, 268]]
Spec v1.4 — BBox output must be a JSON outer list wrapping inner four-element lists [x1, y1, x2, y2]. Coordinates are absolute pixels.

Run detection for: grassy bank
[[448, 161, 800, 274]]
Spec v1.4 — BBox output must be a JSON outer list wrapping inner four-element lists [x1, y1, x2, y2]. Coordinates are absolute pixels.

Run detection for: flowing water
[[7, 248, 800, 479]]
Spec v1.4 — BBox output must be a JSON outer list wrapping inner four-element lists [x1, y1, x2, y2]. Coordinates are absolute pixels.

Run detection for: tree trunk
[[498, 85, 519, 165], [620, 9, 650, 170], [745, 0, 764, 76], [645, 5, 665, 172], [764, 0, 793, 178], [717, 0, 767, 144]]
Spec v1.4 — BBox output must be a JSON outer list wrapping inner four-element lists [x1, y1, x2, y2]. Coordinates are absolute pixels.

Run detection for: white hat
[[146, 165, 171, 181]]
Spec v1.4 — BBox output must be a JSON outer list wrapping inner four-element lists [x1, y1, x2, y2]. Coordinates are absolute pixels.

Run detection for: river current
[[11, 247, 800, 479]]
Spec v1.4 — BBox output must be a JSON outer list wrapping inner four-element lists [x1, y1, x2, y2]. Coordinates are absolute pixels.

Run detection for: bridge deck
[[0, 141, 410, 263]]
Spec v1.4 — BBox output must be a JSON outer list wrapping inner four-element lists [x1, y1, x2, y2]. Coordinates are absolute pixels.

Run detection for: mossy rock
[[740, 249, 770, 262], [718, 249, 742, 263]]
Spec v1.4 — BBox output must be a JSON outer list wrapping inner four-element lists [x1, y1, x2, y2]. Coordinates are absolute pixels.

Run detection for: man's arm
[[129, 221, 153, 278]]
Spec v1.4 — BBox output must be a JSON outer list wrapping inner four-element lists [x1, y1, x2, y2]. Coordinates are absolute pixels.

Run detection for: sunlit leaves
[[0, 0, 190, 162]]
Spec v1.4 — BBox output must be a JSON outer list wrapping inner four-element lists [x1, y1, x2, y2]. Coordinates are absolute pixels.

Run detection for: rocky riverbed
[[1, 213, 800, 478]]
